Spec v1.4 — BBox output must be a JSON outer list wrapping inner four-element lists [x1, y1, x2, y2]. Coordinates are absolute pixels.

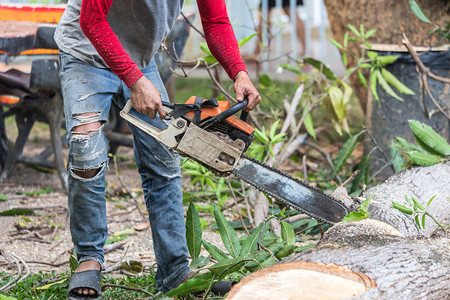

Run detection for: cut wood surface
[[226, 261, 377, 300]]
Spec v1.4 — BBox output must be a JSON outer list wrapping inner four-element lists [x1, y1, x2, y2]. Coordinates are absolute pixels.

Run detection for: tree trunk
[[228, 162, 450, 299], [323, 0, 450, 112]]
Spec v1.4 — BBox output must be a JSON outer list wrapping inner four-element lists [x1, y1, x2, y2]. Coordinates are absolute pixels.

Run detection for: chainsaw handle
[[201, 97, 248, 128]]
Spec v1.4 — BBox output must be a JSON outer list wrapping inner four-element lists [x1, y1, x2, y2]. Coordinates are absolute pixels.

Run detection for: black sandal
[[67, 270, 103, 299]]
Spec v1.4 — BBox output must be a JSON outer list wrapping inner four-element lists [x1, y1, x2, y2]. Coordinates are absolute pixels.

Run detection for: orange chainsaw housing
[[184, 96, 255, 135]]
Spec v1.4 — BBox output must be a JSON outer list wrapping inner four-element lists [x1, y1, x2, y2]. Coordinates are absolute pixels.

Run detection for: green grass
[[0, 270, 159, 300]]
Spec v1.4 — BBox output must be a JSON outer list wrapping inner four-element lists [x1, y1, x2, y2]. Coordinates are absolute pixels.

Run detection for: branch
[[402, 33, 450, 84]]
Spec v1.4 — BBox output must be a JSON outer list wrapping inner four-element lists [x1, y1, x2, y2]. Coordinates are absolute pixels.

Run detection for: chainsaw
[[120, 96, 350, 224]]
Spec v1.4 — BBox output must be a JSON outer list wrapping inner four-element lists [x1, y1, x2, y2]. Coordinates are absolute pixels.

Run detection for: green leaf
[[0, 295, 18, 300], [0, 194, 8, 201], [408, 120, 450, 156], [381, 68, 415, 95], [304, 112, 316, 139], [365, 28, 376, 39], [276, 221, 296, 259], [341, 211, 369, 221], [270, 120, 281, 140], [119, 260, 144, 274], [367, 51, 378, 60], [409, 0, 431, 23], [358, 70, 367, 88], [376, 69, 404, 101], [329, 38, 343, 50], [238, 33, 258, 48], [377, 55, 399, 67], [113, 228, 135, 237], [254, 127, 270, 144], [279, 63, 302, 75], [347, 24, 361, 37], [166, 277, 212, 297], [408, 151, 443, 166], [190, 255, 210, 268], [395, 137, 423, 152], [342, 53, 348, 66], [390, 139, 406, 173], [392, 202, 414, 215], [69, 255, 78, 272], [328, 86, 345, 121], [359, 24, 365, 37], [422, 214, 426, 229], [359, 63, 372, 69], [199, 41, 212, 56], [259, 73, 273, 87], [280, 221, 295, 246], [370, 69, 380, 104], [303, 57, 336, 80], [411, 196, 425, 211], [332, 131, 365, 177], [208, 256, 245, 276], [343, 32, 349, 48], [426, 195, 437, 209], [186, 202, 202, 260], [0, 209, 35, 216], [241, 223, 263, 257], [19, 187, 53, 196], [415, 215, 421, 228], [245, 242, 286, 271], [214, 206, 241, 257], [363, 41, 373, 49], [202, 239, 229, 261], [358, 197, 372, 213]]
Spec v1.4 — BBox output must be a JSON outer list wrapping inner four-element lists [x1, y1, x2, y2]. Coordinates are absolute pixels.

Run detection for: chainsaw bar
[[231, 155, 350, 224]]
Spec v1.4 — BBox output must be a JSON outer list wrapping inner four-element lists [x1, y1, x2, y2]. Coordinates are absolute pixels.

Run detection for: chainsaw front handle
[[201, 97, 248, 129], [120, 100, 186, 149]]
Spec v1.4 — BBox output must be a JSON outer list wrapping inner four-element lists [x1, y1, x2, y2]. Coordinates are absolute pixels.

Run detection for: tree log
[[228, 163, 450, 299]]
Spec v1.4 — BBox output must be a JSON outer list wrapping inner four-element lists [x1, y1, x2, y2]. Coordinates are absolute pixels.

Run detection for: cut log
[[365, 161, 450, 237], [226, 261, 377, 300], [229, 163, 450, 299]]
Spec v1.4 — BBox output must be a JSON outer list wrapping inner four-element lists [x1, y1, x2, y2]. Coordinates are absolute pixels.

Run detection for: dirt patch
[[0, 132, 224, 277]]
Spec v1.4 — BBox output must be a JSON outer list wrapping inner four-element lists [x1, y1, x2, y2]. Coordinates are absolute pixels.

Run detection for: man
[[55, 0, 261, 298]]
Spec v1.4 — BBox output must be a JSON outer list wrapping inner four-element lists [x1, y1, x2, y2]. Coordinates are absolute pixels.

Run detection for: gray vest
[[55, 0, 183, 69]]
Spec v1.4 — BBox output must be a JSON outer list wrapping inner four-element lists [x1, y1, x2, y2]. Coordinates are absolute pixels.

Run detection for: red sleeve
[[197, 0, 247, 81], [79, 0, 143, 87]]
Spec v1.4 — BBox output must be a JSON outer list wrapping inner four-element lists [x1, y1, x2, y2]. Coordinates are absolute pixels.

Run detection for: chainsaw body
[[120, 96, 254, 173]]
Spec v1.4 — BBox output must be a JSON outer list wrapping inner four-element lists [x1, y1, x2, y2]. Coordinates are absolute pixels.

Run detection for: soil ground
[[0, 125, 225, 278]]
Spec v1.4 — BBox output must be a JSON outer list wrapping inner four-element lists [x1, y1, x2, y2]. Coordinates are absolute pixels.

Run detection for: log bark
[[323, 0, 450, 112], [228, 163, 450, 299]]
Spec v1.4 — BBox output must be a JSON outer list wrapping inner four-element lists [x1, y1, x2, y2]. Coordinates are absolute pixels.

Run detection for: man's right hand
[[129, 76, 166, 119]]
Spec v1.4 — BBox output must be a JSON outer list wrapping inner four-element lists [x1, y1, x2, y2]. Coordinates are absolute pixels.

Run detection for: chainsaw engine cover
[[176, 123, 245, 173]]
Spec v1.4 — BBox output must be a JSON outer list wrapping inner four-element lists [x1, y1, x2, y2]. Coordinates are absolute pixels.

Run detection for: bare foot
[[73, 260, 101, 296]]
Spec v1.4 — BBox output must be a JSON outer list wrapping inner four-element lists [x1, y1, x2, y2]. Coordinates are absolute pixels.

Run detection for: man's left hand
[[234, 71, 261, 112]]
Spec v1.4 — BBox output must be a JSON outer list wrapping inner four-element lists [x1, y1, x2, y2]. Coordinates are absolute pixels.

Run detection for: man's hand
[[129, 76, 166, 119], [234, 71, 261, 112]]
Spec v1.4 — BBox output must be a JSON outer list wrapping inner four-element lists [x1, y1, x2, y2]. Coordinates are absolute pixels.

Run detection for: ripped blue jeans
[[59, 51, 191, 293]]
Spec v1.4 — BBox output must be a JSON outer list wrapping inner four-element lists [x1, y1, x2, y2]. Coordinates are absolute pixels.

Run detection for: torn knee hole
[[72, 167, 101, 179], [72, 112, 102, 136]]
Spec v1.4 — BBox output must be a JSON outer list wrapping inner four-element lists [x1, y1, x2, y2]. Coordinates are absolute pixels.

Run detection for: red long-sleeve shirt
[[79, 0, 247, 88]]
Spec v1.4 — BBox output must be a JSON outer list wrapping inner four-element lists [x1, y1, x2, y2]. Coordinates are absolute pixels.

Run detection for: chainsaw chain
[[229, 155, 351, 225]]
